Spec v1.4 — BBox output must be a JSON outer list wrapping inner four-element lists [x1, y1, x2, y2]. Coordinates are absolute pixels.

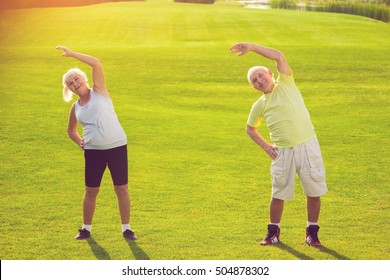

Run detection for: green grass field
[[0, 0, 389, 260]]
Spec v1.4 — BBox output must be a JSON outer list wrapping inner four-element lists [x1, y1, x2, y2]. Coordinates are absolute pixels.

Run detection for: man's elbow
[[275, 51, 286, 63], [245, 125, 254, 135]]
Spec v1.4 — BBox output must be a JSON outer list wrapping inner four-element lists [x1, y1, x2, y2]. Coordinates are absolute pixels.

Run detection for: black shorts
[[84, 145, 128, 187]]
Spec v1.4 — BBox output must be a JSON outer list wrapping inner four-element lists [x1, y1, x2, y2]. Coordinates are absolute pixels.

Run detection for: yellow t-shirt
[[247, 71, 316, 148]]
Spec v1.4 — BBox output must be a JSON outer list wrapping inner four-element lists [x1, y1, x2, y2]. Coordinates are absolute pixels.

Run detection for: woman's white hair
[[247, 66, 271, 84], [62, 68, 88, 102]]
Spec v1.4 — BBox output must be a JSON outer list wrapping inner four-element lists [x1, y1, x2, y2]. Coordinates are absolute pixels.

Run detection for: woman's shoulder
[[92, 86, 110, 99], [69, 102, 78, 115]]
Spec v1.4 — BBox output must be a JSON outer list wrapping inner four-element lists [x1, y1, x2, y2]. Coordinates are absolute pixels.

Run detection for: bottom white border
[[2, 260, 389, 280]]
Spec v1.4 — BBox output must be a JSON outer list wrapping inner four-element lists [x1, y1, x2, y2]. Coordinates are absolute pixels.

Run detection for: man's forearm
[[248, 43, 284, 62], [247, 43, 290, 75], [246, 125, 272, 151], [246, 125, 278, 160]]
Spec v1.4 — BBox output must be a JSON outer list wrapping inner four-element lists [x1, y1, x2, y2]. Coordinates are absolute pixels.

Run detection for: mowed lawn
[[0, 1, 389, 260]]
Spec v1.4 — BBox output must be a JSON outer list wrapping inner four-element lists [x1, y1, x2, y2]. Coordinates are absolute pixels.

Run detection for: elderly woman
[[58, 46, 136, 240]]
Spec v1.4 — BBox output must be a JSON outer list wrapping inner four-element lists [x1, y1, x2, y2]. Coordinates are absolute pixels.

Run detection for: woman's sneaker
[[306, 225, 322, 247], [74, 228, 91, 240], [260, 224, 280, 245]]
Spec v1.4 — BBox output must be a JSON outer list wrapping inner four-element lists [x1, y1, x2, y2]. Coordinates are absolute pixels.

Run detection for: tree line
[[271, 0, 390, 22]]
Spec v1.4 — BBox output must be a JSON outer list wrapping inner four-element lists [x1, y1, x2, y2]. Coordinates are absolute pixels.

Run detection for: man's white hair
[[247, 66, 270, 84], [62, 68, 88, 102]]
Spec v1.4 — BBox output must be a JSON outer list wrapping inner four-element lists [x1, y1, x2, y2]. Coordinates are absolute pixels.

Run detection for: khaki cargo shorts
[[270, 137, 328, 200]]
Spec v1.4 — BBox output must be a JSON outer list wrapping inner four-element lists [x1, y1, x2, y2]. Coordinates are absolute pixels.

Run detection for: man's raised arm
[[230, 42, 291, 75]]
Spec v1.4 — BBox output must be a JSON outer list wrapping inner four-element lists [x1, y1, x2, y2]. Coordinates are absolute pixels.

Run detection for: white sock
[[270, 223, 280, 228], [83, 224, 92, 232], [307, 221, 318, 227], [122, 224, 131, 233]]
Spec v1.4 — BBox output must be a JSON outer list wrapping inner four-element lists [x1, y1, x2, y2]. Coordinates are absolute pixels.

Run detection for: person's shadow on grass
[[275, 242, 315, 260], [318, 246, 350, 260], [126, 240, 150, 260], [87, 238, 111, 260], [275, 242, 350, 260]]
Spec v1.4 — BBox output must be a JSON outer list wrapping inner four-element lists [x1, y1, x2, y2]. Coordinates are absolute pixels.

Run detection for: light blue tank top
[[74, 90, 127, 150]]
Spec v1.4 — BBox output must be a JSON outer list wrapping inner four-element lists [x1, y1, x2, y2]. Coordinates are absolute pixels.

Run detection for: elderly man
[[230, 42, 327, 247]]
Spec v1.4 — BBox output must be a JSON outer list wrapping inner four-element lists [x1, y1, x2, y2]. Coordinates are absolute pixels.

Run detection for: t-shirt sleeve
[[247, 99, 264, 128], [277, 70, 295, 85]]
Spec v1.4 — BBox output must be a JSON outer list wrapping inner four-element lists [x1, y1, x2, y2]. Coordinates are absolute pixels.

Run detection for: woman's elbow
[[93, 59, 102, 68], [67, 128, 76, 138]]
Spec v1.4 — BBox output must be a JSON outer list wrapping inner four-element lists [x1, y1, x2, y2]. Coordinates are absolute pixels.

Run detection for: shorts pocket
[[305, 139, 326, 182], [270, 150, 287, 187], [271, 165, 288, 187], [310, 167, 325, 182]]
